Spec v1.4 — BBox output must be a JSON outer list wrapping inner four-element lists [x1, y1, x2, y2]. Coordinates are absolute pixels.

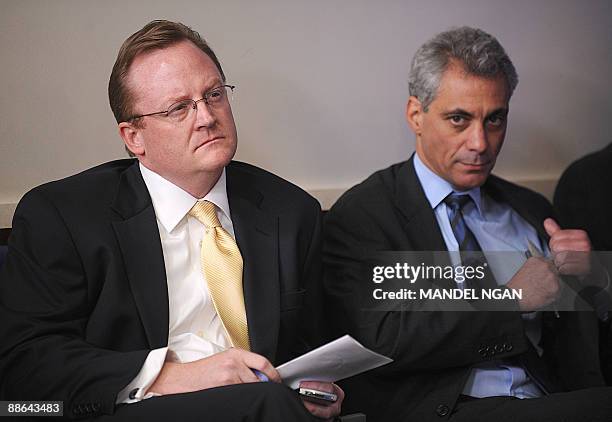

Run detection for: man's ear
[[118, 122, 144, 157], [406, 96, 424, 136]]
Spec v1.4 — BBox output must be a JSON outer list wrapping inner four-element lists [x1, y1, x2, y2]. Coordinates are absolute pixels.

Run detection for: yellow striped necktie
[[189, 200, 250, 350]]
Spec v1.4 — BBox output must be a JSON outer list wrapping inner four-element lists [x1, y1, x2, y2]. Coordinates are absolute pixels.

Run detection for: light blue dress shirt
[[413, 153, 545, 399]]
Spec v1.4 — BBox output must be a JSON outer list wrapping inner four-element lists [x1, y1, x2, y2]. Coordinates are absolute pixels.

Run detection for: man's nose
[[466, 122, 488, 153], [194, 99, 216, 129]]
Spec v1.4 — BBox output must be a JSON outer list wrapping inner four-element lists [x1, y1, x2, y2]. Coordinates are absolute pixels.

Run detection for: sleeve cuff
[[116, 347, 168, 404]]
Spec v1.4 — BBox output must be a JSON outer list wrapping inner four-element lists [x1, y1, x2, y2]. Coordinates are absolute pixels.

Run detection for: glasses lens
[[167, 100, 194, 121], [206, 86, 229, 105]]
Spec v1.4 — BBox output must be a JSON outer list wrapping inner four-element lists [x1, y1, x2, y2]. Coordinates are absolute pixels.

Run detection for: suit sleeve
[[323, 197, 528, 372], [294, 198, 325, 355], [553, 165, 589, 230], [0, 189, 148, 419], [554, 167, 612, 319]]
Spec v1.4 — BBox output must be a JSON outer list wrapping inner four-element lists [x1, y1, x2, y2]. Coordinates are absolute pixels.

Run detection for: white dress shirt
[[116, 163, 233, 403]]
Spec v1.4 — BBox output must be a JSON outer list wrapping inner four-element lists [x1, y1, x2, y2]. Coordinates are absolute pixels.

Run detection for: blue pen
[[252, 369, 269, 382]]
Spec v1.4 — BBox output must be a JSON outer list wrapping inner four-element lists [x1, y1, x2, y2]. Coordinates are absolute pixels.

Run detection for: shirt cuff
[[116, 347, 168, 404]]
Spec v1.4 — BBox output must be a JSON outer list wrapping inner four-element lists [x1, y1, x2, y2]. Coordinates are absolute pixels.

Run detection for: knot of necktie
[[189, 200, 221, 228], [443, 193, 472, 213], [443, 192, 481, 253]]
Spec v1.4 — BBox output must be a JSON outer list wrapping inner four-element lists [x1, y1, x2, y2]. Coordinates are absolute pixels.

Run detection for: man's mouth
[[459, 161, 491, 170], [196, 136, 223, 149]]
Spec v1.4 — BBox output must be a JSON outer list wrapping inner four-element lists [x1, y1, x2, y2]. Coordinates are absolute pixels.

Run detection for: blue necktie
[[444, 193, 482, 253], [444, 193, 496, 289]]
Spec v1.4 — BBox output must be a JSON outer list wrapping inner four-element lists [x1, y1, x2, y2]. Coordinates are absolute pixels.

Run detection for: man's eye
[[487, 115, 505, 126], [207, 89, 223, 101], [170, 102, 190, 112], [449, 115, 466, 125]]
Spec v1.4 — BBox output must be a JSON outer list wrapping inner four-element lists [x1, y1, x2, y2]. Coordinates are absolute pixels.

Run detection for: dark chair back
[[0, 245, 7, 269]]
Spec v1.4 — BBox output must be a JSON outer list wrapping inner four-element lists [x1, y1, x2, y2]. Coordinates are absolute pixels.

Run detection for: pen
[[252, 369, 269, 382]]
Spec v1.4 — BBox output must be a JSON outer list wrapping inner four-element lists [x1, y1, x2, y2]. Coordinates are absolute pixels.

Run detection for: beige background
[[1, 0, 610, 227]]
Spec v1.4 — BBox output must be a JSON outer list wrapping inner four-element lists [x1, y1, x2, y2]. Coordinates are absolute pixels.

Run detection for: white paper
[[277, 335, 393, 389]]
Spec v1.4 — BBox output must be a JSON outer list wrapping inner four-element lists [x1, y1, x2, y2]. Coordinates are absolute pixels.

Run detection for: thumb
[[544, 218, 561, 237]]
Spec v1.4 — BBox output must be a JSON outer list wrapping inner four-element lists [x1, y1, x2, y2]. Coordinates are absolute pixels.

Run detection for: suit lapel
[[227, 164, 280, 361], [395, 156, 487, 288], [111, 162, 169, 349], [395, 157, 448, 252], [395, 157, 454, 288]]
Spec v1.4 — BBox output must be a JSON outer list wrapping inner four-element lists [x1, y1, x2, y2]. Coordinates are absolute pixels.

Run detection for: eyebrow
[[442, 108, 473, 118], [442, 107, 508, 119], [163, 79, 224, 106]]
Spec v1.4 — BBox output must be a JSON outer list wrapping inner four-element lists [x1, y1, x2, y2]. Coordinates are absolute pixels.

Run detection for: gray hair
[[408, 26, 518, 111]]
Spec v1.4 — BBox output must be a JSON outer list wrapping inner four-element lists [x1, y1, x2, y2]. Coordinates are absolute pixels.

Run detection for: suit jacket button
[[504, 343, 513, 352], [129, 388, 139, 400], [436, 404, 450, 417]]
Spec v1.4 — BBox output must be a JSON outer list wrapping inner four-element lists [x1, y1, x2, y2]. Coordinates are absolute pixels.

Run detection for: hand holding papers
[[277, 335, 393, 389]]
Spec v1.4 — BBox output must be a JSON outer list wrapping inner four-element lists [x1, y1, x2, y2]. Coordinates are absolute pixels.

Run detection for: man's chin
[[206, 153, 237, 174], [195, 141, 236, 165], [451, 173, 489, 191]]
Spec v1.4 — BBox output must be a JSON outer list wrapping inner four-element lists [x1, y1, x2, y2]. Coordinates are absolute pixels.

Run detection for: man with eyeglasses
[[0, 20, 342, 421]]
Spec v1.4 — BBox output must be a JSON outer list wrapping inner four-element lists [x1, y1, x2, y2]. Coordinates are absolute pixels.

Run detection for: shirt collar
[[413, 152, 483, 216], [139, 163, 231, 233]]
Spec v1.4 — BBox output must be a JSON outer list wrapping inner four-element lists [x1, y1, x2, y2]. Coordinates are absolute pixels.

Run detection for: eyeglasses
[[127, 84, 235, 123]]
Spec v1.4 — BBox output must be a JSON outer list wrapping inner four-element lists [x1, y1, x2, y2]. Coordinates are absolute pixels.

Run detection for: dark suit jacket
[[0, 159, 323, 419], [324, 156, 605, 421], [554, 143, 612, 252], [554, 142, 612, 385]]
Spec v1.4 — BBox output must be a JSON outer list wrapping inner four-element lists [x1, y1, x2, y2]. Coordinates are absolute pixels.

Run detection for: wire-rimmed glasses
[[127, 84, 235, 123]]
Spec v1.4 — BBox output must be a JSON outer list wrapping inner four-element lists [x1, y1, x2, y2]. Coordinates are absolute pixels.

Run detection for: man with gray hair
[[324, 27, 611, 421]]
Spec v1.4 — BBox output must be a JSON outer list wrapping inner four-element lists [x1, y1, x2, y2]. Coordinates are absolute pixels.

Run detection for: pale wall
[[1, 0, 610, 226]]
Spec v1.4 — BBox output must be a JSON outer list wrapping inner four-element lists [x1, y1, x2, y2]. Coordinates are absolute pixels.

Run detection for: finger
[[225, 348, 269, 384], [544, 218, 561, 237], [298, 381, 343, 419], [552, 250, 568, 269], [301, 400, 325, 418], [333, 383, 345, 403], [557, 263, 576, 276], [300, 398, 341, 420], [236, 363, 260, 384], [241, 351, 281, 383], [556, 259, 591, 276], [547, 229, 589, 242], [549, 236, 591, 252], [262, 366, 281, 384], [554, 250, 590, 265]]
